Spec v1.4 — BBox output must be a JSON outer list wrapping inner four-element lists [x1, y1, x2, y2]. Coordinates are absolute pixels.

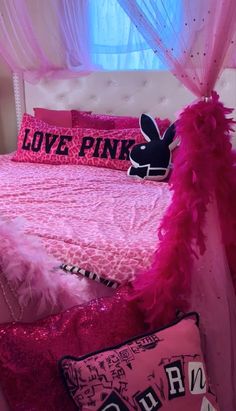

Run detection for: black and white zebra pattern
[[60, 263, 120, 289]]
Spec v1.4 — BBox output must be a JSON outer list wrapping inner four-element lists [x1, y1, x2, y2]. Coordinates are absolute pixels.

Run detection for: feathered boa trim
[[0, 218, 93, 316], [131, 91, 236, 327]]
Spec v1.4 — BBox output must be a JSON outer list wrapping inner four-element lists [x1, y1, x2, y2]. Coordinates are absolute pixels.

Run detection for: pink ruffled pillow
[[72, 110, 171, 136], [59, 313, 220, 411], [0, 287, 145, 411], [12, 113, 144, 171]]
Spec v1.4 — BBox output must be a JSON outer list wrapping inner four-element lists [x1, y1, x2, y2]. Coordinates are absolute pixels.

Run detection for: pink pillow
[[12, 113, 144, 171], [71, 110, 116, 130], [0, 287, 145, 411], [59, 313, 220, 411], [34, 108, 73, 127], [72, 110, 171, 136]]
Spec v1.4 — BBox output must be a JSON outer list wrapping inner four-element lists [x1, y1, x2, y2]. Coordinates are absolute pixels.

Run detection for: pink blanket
[[0, 154, 171, 284]]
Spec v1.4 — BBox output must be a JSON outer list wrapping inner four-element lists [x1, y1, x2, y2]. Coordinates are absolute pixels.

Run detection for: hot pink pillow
[[34, 108, 73, 127], [59, 313, 220, 411], [0, 287, 145, 411], [71, 110, 116, 130], [33, 109, 92, 127], [12, 113, 144, 171], [72, 110, 171, 136]]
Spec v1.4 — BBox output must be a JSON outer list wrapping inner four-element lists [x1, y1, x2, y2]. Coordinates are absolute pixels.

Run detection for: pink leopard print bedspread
[[0, 154, 172, 284]]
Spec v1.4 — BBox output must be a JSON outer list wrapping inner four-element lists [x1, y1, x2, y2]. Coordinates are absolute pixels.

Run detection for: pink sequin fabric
[[71, 110, 171, 136], [0, 154, 171, 285], [71, 110, 116, 129], [0, 287, 146, 411]]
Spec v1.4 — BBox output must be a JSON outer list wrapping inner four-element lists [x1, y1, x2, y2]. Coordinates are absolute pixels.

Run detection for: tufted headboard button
[[106, 79, 118, 87], [123, 95, 131, 102], [159, 96, 168, 104], [89, 95, 98, 101]]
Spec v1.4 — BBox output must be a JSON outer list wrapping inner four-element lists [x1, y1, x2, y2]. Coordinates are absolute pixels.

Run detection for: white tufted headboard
[[13, 69, 236, 142]]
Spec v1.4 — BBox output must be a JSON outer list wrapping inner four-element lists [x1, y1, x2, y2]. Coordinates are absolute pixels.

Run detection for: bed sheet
[[0, 154, 172, 284]]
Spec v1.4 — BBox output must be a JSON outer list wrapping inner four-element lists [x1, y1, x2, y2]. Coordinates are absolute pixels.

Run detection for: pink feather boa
[[131, 91, 236, 327], [0, 218, 93, 316]]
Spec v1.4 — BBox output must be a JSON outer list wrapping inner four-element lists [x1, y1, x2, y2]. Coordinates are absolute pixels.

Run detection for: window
[[89, 0, 181, 70]]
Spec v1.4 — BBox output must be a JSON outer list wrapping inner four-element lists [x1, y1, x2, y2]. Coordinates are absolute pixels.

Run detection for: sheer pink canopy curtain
[[0, 0, 93, 82], [119, 0, 236, 97], [118, 0, 236, 326]]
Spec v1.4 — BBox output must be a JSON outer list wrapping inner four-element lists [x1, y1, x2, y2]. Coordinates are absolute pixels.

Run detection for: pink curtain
[[117, 0, 236, 314], [117, 2, 236, 410], [0, 0, 93, 82], [0, 0, 235, 83], [117, 0, 236, 321], [118, 0, 236, 96]]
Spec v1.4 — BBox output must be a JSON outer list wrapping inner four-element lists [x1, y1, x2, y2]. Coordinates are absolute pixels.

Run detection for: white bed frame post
[[13, 73, 26, 132]]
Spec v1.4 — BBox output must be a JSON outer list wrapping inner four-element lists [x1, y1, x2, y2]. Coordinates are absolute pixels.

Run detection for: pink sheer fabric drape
[[117, 2, 236, 410], [118, 0, 236, 97], [190, 198, 236, 411], [0, 0, 93, 82], [0, 0, 235, 83]]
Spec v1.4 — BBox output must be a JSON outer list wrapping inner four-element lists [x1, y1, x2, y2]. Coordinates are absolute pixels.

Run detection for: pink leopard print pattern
[[0, 154, 172, 284], [12, 113, 145, 171]]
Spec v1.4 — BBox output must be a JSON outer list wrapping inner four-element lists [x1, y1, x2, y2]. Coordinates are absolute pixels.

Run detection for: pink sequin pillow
[[71, 110, 116, 130], [0, 287, 145, 411], [12, 113, 143, 171], [59, 313, 219, 411], [72, 110, 171, 136]]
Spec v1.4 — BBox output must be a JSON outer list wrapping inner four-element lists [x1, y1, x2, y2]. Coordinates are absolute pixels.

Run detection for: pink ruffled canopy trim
[[131, 92, 236, 327]]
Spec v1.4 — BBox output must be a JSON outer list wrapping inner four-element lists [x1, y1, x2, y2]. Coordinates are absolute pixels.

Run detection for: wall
[[0, 56, 17, 154]]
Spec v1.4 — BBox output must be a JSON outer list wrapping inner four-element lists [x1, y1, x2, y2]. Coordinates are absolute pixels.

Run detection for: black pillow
[[128, 113, 179, 181]]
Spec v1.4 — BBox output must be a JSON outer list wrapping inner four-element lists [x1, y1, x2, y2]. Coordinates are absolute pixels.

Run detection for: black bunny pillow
[[128, 114, 179, 181]]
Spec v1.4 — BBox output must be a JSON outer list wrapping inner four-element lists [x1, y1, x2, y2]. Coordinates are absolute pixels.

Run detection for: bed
[[0, 153, 172, 284], [0, 69, 235, 411]]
